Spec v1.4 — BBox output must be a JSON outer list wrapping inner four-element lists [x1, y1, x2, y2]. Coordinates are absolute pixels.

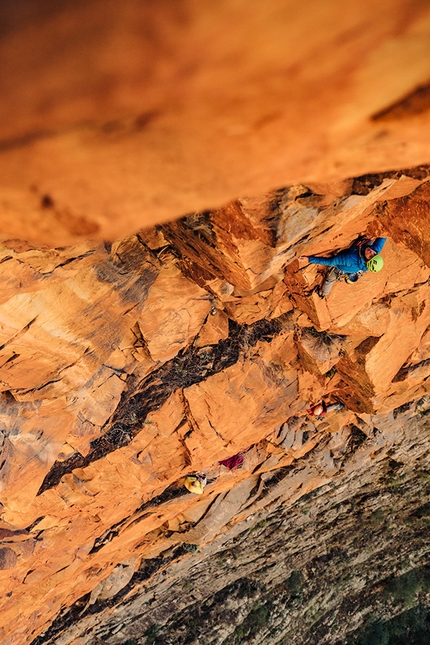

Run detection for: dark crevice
[[250, 466, 295, 506], [351, 166, 430, 195], [54, 250, 96, 269], [37, 317, 283, 495], [89, 482, 191, 555], [0, 316, 38, 352], [17, 376, 62, 395], [0, 352, 20, 367]]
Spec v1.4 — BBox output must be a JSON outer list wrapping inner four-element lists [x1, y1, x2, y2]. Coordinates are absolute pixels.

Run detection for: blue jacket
[[308, 238, 386, 274]]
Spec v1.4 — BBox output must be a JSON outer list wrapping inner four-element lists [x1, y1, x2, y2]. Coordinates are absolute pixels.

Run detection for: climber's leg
[[318, 268, 340, 298]]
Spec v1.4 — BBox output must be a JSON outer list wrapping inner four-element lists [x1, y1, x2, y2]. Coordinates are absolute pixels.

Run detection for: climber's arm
[[308, 254, 343, 268], [372, 237, 387, 254]]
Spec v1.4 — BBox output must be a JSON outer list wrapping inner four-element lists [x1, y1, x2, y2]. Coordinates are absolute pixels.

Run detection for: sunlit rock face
[[1, 2, 430, 644], [1, 169, 430, 645], [1, 1, 430, 243]]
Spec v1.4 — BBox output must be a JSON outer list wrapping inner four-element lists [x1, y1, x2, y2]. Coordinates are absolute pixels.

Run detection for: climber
[[299, 237, 386, 298], [306, 401, 344, 420], [184, 474, 207, 495], [218, 452, 245, 471]]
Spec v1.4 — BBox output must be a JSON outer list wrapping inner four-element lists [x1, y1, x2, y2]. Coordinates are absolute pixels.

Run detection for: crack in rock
[[37, 317, 283, 495]]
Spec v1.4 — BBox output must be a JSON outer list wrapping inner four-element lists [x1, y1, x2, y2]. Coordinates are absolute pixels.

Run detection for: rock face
[[2, 4, 430, 642], [1, 1, 430, 243], [40, 408, 428, 645], [1, 169, 430, 644]]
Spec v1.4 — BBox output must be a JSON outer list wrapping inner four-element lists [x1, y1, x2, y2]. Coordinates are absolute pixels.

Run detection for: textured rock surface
[[1, 4, 430, 642], [1, 1, 430, 243], [38, 406, 429, 645], [1, 170, 430, 644]]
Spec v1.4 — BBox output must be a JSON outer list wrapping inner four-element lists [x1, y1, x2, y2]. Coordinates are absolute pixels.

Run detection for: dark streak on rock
[[41, 195, 54, 209], [37, 317, 283, 495], [0, 129, 55, 153], [371, 84, 430, 121]]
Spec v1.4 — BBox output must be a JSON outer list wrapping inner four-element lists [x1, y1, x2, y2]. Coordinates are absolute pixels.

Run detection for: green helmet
[[366, 254, 384, 272]]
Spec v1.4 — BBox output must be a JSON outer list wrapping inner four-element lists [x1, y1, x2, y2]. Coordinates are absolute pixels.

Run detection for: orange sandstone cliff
[[1, 170, 430, 645], [1, 2, 430, 645]]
